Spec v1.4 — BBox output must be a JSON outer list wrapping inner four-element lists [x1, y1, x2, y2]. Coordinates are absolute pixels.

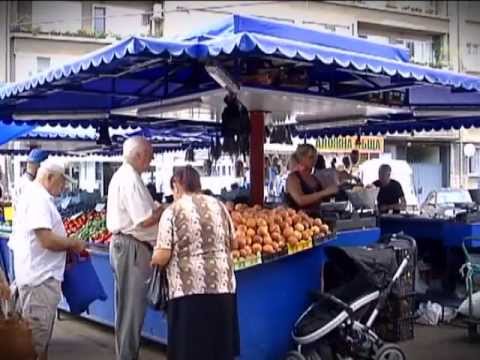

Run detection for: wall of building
[[163, 1, 449, 39], [32, 1, 83, 33], [12, 36, 106, 81], [0, 1, 9, 83], [461, 1, 480, 74]]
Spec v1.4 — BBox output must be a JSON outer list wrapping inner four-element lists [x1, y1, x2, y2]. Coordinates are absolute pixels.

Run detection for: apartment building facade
[[1, 1, 163, 83]]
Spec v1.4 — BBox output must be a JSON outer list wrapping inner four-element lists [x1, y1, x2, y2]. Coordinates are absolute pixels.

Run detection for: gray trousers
[[18, 278, 62, 356], [110, 234, 153, 360]]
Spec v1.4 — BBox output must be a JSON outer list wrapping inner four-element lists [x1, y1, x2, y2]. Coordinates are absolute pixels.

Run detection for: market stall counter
[[379, 215, 480, 295], [379, 215, 480, 248], [59, 228, 379, 360]]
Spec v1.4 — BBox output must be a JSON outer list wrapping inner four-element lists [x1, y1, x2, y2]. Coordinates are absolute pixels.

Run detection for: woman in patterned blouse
[[151, 166, 239, 360]]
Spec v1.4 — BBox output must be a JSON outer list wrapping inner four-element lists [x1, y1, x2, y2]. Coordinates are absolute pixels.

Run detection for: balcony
[[9, 24, 126, 43]]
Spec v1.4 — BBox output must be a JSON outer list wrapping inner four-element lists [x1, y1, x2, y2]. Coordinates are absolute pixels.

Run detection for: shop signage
[[316, 136, 384, 154]]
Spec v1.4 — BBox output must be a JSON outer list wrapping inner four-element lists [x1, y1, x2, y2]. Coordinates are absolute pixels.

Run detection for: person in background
[[14, 148, 49, 204], [10, 159, 85, 360], [342, 156, 351, 173], [286, 145, 338, 211], [264, 156, 271, 187], [151, 166, 239, 360], [349, 149, 361, 177], [330, 158, 337, 169], [106, 136, 165, 360], [268, 157, 281, 198], [234, 160, 247, 188], [373, 164, 406, 214]]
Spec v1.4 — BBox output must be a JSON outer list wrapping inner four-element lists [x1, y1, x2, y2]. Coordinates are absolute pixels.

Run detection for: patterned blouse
[[156, 194, 236, 300]]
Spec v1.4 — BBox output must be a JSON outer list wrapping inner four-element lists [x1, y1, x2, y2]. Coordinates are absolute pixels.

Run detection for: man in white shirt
[[107, 136, 164, 360], [11, 159, 85, 360]]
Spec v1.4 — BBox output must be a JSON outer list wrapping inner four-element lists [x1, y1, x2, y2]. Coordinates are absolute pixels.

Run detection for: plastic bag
[[416, 301, 442, 326], [458, 291, 480, 319], [62, 251, 107, 315], [147, 266, 169, 311]]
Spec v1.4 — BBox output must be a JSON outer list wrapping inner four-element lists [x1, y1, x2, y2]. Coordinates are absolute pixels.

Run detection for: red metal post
[[249, 111, 265, 205]]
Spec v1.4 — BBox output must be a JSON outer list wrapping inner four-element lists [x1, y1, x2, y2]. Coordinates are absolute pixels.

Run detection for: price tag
[[60, 197, 71, 210], [70, 212, 83, 220]]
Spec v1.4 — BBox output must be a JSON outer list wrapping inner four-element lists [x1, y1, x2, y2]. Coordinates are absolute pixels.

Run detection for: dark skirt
[[167, 293, 240, 360]]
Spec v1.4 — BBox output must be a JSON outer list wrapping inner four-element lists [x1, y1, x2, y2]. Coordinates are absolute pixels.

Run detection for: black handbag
[[147, 266, 169, 311]]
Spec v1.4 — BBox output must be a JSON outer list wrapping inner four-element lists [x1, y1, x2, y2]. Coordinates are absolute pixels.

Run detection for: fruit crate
[[393, 264, 416, 297], [374, 317, 414, 342], [234, 253, 262, 271], [381, 294, 416, 320], [262, 248, 288, 263], [287, 239, 313, 255]]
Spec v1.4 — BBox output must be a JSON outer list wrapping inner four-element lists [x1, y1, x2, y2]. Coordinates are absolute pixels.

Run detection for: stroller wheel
[[285, 350, 306, 360], [374, 343, 406, 360]]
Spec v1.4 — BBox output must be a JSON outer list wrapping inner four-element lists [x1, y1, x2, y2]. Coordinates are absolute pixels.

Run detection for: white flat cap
[[39, 158, 76, 183]]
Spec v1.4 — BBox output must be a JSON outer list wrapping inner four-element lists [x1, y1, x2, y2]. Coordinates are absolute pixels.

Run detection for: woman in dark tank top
[[285, 145, 338, 211]]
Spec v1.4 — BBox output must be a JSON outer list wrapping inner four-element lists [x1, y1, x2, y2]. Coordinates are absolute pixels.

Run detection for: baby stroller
[[286, 234, 416, 360]]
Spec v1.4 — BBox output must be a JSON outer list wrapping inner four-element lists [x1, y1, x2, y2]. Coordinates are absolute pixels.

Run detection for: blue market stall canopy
[[1, 114, 146, 129], [128, 119, 220, 143], [295, 115, 480, 138], [1, 15, 480, 121], [0, 122, 35, 145], [5, 119, 220, 154], [21, 124, 100, 141]]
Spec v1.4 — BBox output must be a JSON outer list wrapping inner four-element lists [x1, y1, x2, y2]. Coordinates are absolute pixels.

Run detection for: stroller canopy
[[325, 246, 397, 291]]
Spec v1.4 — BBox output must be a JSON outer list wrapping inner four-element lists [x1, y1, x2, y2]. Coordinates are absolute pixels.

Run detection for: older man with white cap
[[107, 136, 164, 360], [10, 158, 86, 360]]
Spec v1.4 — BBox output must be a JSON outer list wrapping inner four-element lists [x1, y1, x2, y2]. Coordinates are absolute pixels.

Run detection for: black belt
[[113, 232, 154, 252]]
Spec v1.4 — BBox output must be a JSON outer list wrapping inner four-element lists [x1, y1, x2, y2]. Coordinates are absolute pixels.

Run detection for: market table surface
[[59, 228, 380, 360], [378, 215, 480, 248]]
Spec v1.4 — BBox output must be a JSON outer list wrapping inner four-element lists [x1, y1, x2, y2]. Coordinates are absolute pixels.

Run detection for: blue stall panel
[[58, 228, 379, 360]]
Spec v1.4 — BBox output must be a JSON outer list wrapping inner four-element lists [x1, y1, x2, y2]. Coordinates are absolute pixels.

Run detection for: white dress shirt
[[10, 181, 67, 287], [106, 162, 158, 244]]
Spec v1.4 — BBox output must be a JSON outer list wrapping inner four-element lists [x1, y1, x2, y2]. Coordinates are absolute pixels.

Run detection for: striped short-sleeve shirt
[[156, 194, 236, 300]]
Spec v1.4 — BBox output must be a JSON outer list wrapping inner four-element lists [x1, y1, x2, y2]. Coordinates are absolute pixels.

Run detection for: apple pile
[[63, 213, 89, 236], [225, 203, 330, 260]]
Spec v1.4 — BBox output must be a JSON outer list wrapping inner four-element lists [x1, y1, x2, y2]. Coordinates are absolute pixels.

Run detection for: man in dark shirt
[[373, 164, 406, 214]]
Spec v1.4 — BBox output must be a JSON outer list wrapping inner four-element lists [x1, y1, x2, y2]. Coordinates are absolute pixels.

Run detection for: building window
[[93, 6, 106, 34], [396, 38, 434, 65], [468, 147, 480, 175], [36, 56, 51, 73], [467, 43, 472, 55]]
